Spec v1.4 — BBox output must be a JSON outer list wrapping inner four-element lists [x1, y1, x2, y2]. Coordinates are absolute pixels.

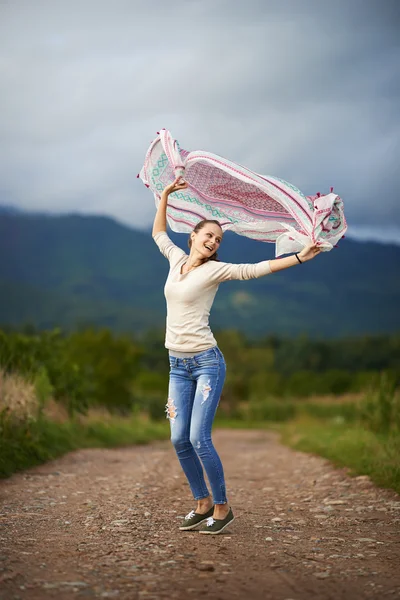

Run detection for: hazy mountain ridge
[[1, 212, 399, 336]]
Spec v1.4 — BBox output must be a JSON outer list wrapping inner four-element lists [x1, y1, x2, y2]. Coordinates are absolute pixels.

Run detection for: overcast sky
[[0, 0, 399, 243]]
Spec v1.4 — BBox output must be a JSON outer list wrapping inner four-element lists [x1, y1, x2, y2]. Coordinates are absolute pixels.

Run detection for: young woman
[[152, 176, 322, 535]]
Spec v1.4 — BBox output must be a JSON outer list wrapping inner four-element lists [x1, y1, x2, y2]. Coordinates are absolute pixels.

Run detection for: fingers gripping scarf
[[139, 129, 347, 256]]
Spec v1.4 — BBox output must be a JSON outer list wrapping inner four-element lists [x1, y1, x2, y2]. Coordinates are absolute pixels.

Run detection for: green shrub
[[34, 367, 53, 414], [359, 372, 400, 433]]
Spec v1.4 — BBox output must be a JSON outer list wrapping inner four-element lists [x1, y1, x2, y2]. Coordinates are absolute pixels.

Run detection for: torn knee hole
[[165, 397, 177, 422]]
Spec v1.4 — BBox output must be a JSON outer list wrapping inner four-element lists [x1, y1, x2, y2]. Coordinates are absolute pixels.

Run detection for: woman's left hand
[[298, 243, 322, 262]]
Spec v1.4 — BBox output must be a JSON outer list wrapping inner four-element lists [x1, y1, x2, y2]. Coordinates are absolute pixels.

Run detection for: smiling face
[[190, 221, 223, 260]]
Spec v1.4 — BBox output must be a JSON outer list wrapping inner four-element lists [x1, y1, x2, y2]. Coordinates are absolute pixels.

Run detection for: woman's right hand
[[163, 176, 188, 195]]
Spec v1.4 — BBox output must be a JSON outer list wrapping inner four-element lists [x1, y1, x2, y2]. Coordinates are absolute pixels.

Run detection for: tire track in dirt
[[1, 429, 399, 599]]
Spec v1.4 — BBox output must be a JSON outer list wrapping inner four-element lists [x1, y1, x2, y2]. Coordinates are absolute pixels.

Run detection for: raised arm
[[152, 176, 188, 237], [269, 244, 322, 272]]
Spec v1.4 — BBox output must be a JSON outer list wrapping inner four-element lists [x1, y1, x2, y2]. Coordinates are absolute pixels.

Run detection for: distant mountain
[[0, 204, 22, 215], [1, 212, 399, 336]]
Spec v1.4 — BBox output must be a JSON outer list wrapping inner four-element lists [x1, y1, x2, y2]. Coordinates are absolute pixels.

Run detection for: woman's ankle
[[213, 503, 230, 517], [196, 496, 213, 512]]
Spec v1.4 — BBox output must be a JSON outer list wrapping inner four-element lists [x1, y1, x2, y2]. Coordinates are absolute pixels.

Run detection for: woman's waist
[[168, 345, 217, 358], [165, 330, 217, 353]]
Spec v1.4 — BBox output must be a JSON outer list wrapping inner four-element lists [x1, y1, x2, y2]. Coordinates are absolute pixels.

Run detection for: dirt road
[[1, 429, 399, 600]]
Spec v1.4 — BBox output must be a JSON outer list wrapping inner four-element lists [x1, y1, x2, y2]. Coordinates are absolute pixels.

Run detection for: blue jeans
[[167, 346, 227, 504]]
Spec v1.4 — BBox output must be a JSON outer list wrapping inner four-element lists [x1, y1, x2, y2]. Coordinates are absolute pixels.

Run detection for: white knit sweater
[[153, 232, 271, 353]]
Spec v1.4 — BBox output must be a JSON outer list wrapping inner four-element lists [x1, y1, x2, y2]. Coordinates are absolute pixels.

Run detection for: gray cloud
[[0, 0, 399, 240]]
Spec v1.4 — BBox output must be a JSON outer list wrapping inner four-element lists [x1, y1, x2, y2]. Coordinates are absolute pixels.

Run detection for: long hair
[[188, 219, 222, 262]]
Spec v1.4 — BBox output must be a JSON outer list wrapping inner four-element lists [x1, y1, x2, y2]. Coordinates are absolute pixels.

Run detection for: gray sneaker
[[198, 507, 235, 535], [179, 506, 214, 530]]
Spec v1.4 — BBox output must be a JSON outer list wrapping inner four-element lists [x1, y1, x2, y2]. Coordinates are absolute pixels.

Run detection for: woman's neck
[[186, 250, 204, 269]]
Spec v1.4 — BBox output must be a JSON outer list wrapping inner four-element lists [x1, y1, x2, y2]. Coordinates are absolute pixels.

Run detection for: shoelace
[[206, 516, 215, 527], [185, 510, 196, 520]]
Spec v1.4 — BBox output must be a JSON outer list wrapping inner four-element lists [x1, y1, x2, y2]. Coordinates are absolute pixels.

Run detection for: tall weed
[[0, 369, 38, 423]]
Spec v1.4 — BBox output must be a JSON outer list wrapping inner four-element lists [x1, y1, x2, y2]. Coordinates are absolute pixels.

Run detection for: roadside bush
[[359, 372, 400, 433], [303, 401, 358, 422], [246, 397, 296, 422]]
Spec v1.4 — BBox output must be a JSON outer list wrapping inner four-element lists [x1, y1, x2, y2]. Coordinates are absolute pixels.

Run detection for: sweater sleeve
[[153, 231, 187, 264], [210, 260, 272, 282]]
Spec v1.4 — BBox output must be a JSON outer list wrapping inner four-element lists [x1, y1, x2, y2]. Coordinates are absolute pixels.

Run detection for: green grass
[[0, 414, 169, 479], [278, 416, 400, 493]]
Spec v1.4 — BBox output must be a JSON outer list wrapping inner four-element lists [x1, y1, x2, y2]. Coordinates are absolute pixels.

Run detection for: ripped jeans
[[166, 346, 227, 504]]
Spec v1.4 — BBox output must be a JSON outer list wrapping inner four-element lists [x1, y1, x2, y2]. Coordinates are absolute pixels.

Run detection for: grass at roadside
[[0, 413, 169, 479], [276, 416, 400, 494]]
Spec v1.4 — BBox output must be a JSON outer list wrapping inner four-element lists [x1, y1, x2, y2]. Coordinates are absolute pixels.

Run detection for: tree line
[[0, 327, 399, 419]]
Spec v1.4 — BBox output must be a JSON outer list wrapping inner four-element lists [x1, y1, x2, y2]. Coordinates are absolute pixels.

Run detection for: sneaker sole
[[179, 515, 211, 531], [198, 516, 235, 535]]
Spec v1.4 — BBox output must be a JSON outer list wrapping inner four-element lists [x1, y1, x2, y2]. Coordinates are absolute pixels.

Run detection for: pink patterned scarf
[[139, 129, 347, 256]]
